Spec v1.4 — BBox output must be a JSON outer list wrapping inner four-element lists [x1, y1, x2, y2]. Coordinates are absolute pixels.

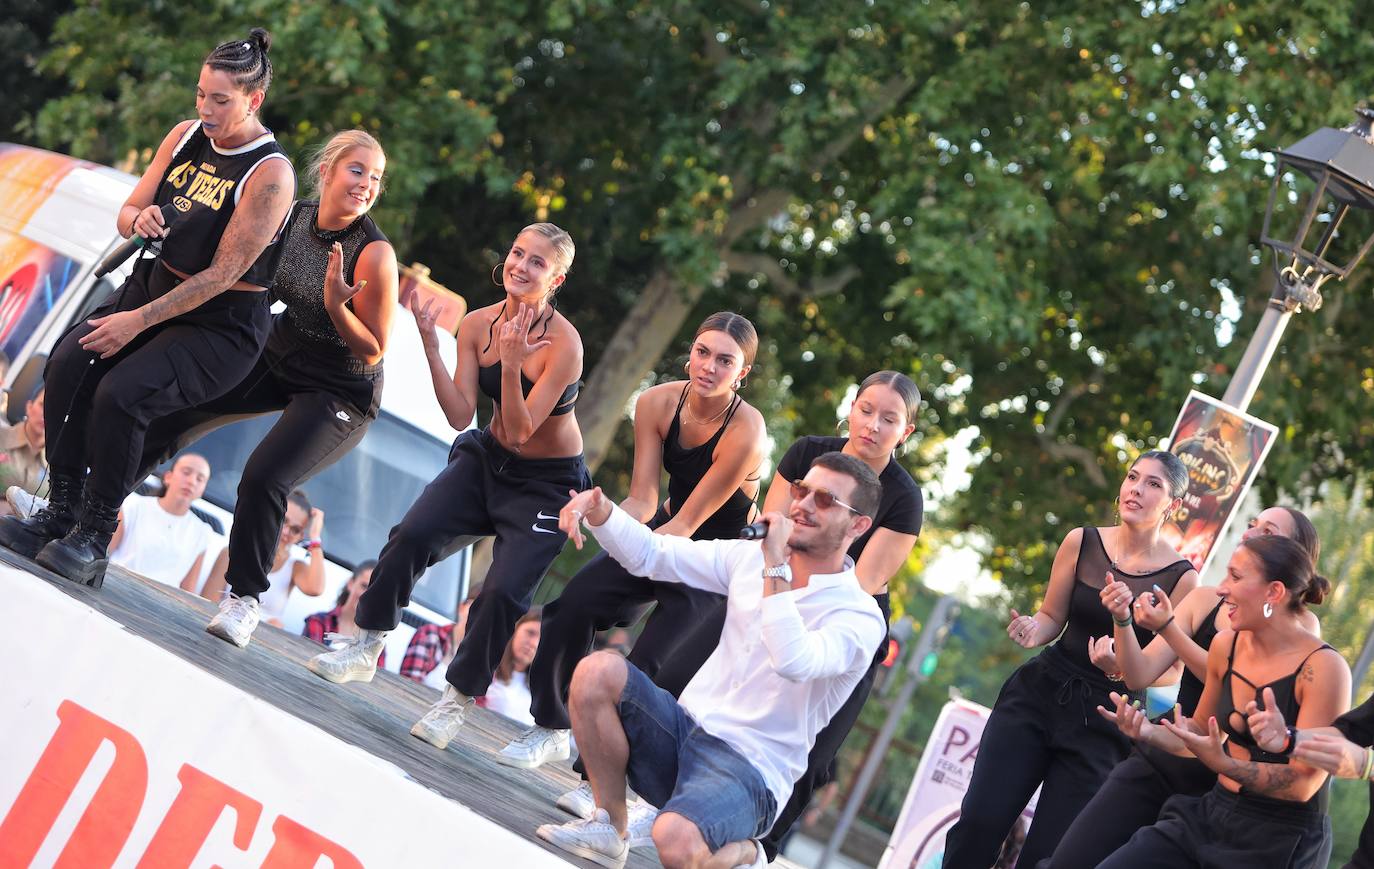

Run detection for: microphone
[[739, 520, 769, 540], [95, 203, 180, 278]]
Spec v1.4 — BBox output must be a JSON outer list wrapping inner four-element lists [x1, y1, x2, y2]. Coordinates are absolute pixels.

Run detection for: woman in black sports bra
[[944, 450, 1197, 869], [1045, 506, 1322, 868], [1099, 534, 1349, 868], [306, 222, 592, 755], [497, 312, 765, 778], [0, 30, 295, 587]]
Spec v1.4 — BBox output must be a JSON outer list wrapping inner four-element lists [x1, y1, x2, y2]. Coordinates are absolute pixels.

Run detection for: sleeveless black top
[[153, 122, 292, 287], [1175, 599, 1225, 716], [662, 384, 758, 541], [1217, 634, 1334, 764], [272, 201, 387, 367], [476, 305, 578, 415], [1057, 527, 1194, 673]]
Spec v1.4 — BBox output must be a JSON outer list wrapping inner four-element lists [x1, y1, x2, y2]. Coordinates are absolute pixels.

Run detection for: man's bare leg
[[568, 650, 631, 834], [653, 811, 760, 868]]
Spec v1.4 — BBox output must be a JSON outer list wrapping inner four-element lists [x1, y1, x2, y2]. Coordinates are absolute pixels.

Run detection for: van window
[[0, 228, 83, 365], [186, 412, 464, 617]]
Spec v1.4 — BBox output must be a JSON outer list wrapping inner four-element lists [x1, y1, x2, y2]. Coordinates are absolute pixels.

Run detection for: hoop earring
[[734, 376, 746, 390], [836, 419, 850, 436], [1263, 602, 1273, 619], [491, 263, 504, 287], [684, 361, 691, 375], [1113, 496, 1120, 524]]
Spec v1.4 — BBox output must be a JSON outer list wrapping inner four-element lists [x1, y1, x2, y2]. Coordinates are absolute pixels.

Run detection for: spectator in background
[[106, 453, 215, 590], [401, 598, 473, 684], [594, 626, 632, 656], [478, 607, 542, 726], [304, 560, 386, 669], [0, 386, 46, 517], [202, 488, 325, 626]]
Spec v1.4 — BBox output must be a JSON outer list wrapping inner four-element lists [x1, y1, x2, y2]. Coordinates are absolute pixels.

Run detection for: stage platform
[[0, 550, 807, 868]]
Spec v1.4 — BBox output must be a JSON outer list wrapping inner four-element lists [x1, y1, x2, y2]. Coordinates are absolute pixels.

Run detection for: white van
[[0, 143, 470, 670]]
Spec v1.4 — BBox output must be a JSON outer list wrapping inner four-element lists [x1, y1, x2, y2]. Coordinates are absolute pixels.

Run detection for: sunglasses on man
[[790, 479, 861, 515]]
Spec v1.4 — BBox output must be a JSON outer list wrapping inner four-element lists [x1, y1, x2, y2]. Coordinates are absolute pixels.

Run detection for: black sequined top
[[272, 200, 388, 356]]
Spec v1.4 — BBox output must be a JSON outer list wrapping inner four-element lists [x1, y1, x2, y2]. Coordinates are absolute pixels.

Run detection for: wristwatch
[[762, 563, 792, 584]]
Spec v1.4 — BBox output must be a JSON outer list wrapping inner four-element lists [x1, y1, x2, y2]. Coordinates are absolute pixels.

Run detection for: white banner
[[0, 568, 569, 868]]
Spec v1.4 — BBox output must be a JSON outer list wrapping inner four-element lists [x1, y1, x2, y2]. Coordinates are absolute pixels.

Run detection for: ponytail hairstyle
[[287, 488, 312, 519], [693, 311, 759, 368], [855, 370, 921, 426], [1278, 507, 1321, 567], [307, 130, 386, 201], [204, 27, 274, 95], [1238, 535, 1330, 611], [1131, 449, 1189, 500]]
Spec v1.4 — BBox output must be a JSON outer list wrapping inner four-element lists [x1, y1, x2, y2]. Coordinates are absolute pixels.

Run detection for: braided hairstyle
[[204, 27, 274, 95]]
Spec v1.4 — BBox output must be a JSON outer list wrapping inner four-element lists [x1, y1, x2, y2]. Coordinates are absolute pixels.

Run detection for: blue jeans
[[618, 663, 776, 851]]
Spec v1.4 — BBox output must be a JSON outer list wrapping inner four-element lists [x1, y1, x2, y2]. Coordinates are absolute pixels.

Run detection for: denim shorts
[[619, 663, 776, 851]]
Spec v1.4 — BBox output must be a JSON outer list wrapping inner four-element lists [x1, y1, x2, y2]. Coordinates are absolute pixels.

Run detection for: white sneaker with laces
[[409, 685, 472, 749], [205, 594, 261, 648], [6, 486, 45, 520], [536, 808, 628, 869], [497, 725, 572, 769], [305, 629, 388, 683], [626, 800, 658, 849], [555, 781, 596, 819]]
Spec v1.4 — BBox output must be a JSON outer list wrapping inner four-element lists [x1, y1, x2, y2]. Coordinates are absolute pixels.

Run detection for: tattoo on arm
[[1220, 754, 1303, 796]]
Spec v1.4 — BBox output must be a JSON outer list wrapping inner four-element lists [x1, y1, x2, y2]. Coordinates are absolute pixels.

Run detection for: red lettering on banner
[[135, 765, 263, 868], [0, 700, 147, 869], [261, 816, 364, 869]]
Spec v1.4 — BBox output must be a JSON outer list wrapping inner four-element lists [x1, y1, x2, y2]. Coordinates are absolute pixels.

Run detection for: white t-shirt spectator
[[108, 493, 215, 589], [259, 546, 308, 621], [484, 672, 534, 726]]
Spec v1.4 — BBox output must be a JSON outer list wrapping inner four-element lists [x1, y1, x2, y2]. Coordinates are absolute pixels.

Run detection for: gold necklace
[[682, 392, 732, 426], [1109, 532, 1155, 574]]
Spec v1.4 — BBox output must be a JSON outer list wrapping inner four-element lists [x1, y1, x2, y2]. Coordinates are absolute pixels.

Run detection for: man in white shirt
[[107, 453, 215, 591], [535, 451, 886, 869]]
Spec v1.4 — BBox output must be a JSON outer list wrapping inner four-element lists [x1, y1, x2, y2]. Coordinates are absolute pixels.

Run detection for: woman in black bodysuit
[[1098, 534, 1348, 868], [943, 450, 1197, 869], [0, 29, 294, 587]]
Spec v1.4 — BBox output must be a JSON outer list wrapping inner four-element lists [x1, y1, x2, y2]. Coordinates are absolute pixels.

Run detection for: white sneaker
[[556, 781, 596, 819], [6, 486, 45, 519], [626, 800, 658, 849], [732, 839, 767, 868], [205, 594, 261, 648], [305, 629, 388, 683], [497, 725, 572, 769], [409, 685, 472, 749], [536, 808, 628, 869]]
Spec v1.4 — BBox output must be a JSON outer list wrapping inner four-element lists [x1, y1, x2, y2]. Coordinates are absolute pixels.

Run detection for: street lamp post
[[1223, 106, 1374, 413]]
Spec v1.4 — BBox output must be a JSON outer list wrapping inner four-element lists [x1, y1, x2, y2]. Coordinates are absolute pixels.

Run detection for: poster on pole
[[878, 699, 1038, 869], [1162, 390, 1279, 575]]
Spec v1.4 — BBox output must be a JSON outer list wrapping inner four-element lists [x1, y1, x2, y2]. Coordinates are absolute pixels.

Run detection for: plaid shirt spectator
[[303, 608, 387, 668], [400, 621, 454, 682]]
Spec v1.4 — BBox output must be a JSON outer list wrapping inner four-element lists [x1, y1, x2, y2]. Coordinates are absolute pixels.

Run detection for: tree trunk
[[578, 266, 705, 471]]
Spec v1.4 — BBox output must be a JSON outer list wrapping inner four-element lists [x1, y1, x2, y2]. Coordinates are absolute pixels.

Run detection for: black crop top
[[661, 385, 758, 541], [1175, 599, 1225, 716], [152, 122, 292, 288], [1216, 634, 1334, 764], [476, 363, 578, 415], [1056, 527, 1194, 675]]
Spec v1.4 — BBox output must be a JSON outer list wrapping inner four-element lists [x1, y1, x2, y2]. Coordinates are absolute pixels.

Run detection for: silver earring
[[1263, 602, 1273, 619], [491, 263, 504, 287]]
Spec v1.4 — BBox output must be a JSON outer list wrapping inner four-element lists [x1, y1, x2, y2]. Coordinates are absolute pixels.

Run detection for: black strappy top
[[1057, 527, 1194, 674], [662, 385, 759, 541], [1217, 634, 1334, 764], [476, 304, 578, 415], [1175, 599, 1225, 716]]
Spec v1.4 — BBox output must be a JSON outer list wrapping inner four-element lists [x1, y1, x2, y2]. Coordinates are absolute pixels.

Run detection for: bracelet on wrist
[[1112, 613, 1133, 627], [304, 539, 323, 551], [1278, 725, 1297, 757], [1153, 615, 1176, 635]]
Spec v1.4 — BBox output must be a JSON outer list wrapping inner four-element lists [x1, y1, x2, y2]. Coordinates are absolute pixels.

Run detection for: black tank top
[[475, 304, 578, 415], [272, 201, 388, 363], [1217, 634, 1334, 764], [1175, 599, 1225, 716], [662, 384, 758, 541], [153, 122, 292, 287], [1056, 526, 1194, 673]]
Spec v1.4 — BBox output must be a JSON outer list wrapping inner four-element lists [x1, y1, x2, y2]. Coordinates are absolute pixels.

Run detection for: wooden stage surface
[[5, 547, 809, 868]]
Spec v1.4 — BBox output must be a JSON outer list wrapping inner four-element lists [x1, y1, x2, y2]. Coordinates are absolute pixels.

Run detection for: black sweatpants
[[355, 427, 591, 697], [1041, 745, 1216, 869], [138, 316, 382, 599], [1097, 784, 1330, 868], [44, 259, 270, 508], [528, 506, 727, 731], [942, 644, 1132, 869]]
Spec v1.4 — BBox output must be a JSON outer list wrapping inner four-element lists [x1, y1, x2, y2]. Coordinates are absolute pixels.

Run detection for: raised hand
[[1134, 583, 1174, 631], [1007, 609, 1038, 648], [324, 241, 367, 311], [1088, 635, 1119, 677], [498, 303, 552, 370], [1243, 686, 1289, 754], [559, 487, 610, 549], [1100, 573, 1133, 621], [1097, 690, 1153, 742], [402, 285, 440, 352], [307, 507, 325, 541], [1162, 707, 1225, 765]]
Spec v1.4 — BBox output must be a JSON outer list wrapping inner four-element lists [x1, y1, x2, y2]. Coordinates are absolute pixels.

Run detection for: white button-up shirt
[[591, 505, 886, 819]]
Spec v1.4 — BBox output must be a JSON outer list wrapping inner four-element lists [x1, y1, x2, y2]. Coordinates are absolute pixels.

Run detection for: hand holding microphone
[[96, 203, 180, 278], [744, 511, 792, 567]]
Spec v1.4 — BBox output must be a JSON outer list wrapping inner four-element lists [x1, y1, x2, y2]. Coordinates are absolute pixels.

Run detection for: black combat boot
[[35, 496, 121, 588], [0, 472, 83, 558]]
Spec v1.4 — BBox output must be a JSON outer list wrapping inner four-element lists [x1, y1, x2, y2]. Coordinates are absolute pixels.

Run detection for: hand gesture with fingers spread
[[1244, 686, 1289, 754], [1162, 708, 1225, 765], [498, 303, 551, 370], [559, 487, 609, 549], [324, 241, 367, 311], [1134, 583, 1174, 631], [403, 286, 440, 352], [1098, 690, 1153, 742]]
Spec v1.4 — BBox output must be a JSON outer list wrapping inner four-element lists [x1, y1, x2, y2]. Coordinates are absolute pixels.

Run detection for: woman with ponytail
[[1098, 535, 1348, 868], [0, 28, 294, 588]]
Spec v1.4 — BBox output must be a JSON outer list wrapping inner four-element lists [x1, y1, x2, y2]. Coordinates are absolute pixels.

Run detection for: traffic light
[[918, 650, 940, 677], [908, 595, 960, 683]]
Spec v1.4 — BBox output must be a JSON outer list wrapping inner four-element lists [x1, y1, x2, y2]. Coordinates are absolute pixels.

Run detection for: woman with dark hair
[[1098, 534, 1348, 868], [479, 607, 543, 726], [201, 489, 327, 626], [497, 311, 766, 776], [1045, 506, 1322, 868], [0, 29, 294, 587], [306, 223, 592, 755], [943, 451, 1198, 869], [303, 560, 385, 668], [132, 128, 396, 648]]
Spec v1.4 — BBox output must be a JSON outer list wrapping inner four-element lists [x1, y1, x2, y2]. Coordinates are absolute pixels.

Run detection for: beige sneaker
[[409, 685, 473, 749], [305, 629, 388, 683]]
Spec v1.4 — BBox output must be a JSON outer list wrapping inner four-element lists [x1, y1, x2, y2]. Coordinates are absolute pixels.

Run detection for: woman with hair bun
[[1098, 534, 1349, 868], [0, 28, 295, 587]]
